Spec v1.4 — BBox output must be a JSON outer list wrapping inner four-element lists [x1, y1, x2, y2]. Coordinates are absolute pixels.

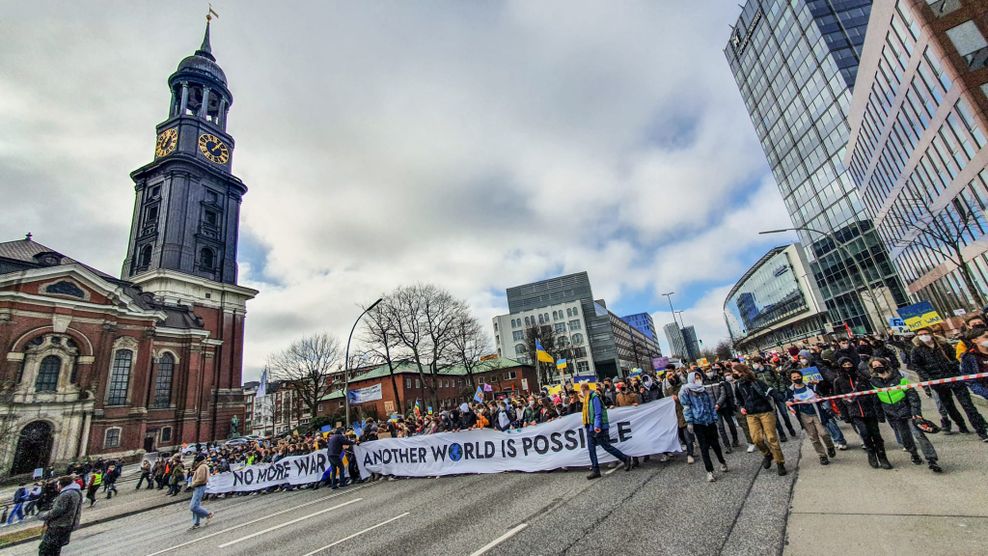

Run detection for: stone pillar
[[199, 87, 211, 119], [179, 82, 189, 115]]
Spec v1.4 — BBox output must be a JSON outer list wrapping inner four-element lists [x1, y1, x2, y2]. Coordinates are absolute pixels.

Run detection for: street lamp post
[[344, 297, 383, 427], [662, 292, 679, 328], [760, 227, 890, 334]]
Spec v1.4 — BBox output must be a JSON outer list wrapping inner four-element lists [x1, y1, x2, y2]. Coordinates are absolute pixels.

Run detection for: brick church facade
[[0, 21, 255, 477]]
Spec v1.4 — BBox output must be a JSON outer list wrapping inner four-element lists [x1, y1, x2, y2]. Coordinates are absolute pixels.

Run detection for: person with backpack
[[168, 458, 186, 496], [868, 357, 942, 473]]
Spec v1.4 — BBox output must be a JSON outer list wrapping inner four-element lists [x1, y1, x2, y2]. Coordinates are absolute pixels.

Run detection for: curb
[[0, 494, 189, 549]]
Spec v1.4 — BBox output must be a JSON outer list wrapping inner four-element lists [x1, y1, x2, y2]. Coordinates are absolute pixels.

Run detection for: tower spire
[[196, 18, 215, 61]]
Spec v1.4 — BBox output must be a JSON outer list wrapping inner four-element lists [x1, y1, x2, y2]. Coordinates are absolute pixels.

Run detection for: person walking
[[735, 364, 787, 476], [103, 464, 119, 500], [911, 326, 988, 439], [869, 357, 942, 473], [188, 455, 213, 530], [833, 357, 891, 469], [614, 382, 642, 467], [38, 476, 83, 556], [724, 368, 755, 452], [680, 371, 728, 482], [85, 471, 101, 507], [4, 483, 27, 526], [785, 370, 836, 465], [168, 458, 186, 496], [136, 460, 153, 490], [664, 371, 696, 464], [751, 357, 796, 441], [581, 382, 632, 479]]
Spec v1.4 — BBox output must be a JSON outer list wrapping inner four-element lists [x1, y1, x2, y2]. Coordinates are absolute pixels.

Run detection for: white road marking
[[301, 511, 410, 555], [217, 498, 362, 548], [468, 523, 529, 556], [604, 465, 621, 475], [144, 486, 366, 556]]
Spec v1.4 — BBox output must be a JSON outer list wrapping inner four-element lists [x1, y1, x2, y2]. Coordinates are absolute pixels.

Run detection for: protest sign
[[800, 366, 824, 384], [355, 399, 680, 478], [898, 301, 943, 331], [206, 451, 330, 494]]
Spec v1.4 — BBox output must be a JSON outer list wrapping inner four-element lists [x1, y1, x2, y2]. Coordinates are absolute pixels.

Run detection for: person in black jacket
[[734, 364, 787, 476], [911, 326, 988, 441], [707, 365, 739, 450], [833, 357, 890, 469], [323, 429, 354, 489], [868, 357, 942, 472]]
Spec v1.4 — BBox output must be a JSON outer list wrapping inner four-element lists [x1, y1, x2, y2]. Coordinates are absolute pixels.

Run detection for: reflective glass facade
[[846, 0, 988, 315], [726, 0, 908, 334]]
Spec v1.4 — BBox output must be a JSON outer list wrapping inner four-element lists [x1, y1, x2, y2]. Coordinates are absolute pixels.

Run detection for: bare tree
[[268, 333, 342, 422], [714, 340, 734, 361], [884, 194, 985, 308], [449, 310, 490, 389], [361, 297, 406, 414]]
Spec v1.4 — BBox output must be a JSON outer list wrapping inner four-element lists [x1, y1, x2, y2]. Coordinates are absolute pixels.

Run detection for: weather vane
[[207, 4, 219, 22]]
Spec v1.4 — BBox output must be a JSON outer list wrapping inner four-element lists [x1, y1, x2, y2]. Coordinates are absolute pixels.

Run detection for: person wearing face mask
[[869, 357, 943, 472], [833, 357, 891, 469], [833, 338, 861, 368], [955, 314, 988, 362], [735, 364, 787, 476], [798, 353, 848, 450], [785, 370, 835, 465], [958, 326, 988, 427], [751, 356, 798, 442], [911, 326, 988, 440], [704, 366, 736, 453], [680, 371, 729, 482], [664, 370, 696, 464], [724, 370, 755, 452]]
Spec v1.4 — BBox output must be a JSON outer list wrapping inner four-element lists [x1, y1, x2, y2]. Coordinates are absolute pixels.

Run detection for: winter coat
[[737, 379, 776, 415], [910, 335, 959, 380], [44, 483, 82, 531], [326, 433, 354, 457], [680, 387, 718, 426], [615, 391, 640, 407], [663, 380, 687, 427], [870, 372, 922, 420], [753, 366, 787, 399], [832, 347, 861, 368], [833, 369, 881, 420], [189, 462, 210, 488]]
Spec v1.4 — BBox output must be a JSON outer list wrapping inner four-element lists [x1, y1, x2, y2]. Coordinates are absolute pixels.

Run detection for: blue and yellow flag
[[535, 340, 554, 363]]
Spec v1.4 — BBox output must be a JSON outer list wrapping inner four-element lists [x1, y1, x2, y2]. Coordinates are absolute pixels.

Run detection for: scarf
[[684, 371, 706, 393]]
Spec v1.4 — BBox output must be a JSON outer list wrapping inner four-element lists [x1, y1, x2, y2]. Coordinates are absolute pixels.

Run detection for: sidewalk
[[785, 381, 988, 554], [0, 480, 188, 547]]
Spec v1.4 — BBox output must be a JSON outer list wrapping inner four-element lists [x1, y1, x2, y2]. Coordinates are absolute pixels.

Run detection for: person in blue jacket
[[681, 371, 728, 482], [581, 382, 632, 480]]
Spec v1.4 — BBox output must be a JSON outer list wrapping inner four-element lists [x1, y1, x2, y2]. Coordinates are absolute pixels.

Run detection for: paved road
[[6, 438, 800, 556]]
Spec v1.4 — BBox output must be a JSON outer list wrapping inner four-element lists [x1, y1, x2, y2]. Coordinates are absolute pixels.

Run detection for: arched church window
[[200, 247, 215, 269], [153, 353, 174, 408], [35, 355, 61, 392], [139, 245, 152, 268], [107, 350, 133, 405]]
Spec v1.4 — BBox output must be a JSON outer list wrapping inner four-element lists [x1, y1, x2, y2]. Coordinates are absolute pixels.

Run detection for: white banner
[[204, 399, 680, 493], [347, 383, 383, 405], [357, 398, 680, 477]]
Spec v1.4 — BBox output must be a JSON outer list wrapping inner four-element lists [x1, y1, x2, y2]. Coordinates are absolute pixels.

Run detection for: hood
[[60, 482, 81, 493]]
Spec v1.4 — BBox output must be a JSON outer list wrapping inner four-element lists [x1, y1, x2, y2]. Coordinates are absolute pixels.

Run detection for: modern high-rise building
[[846, 0, 988, 315], [663, 322, 688, 359], [680, 326, 702, 361], [621, 312, 657, 341], [495, 272, 661, 378], [726, 0, 909, 335]]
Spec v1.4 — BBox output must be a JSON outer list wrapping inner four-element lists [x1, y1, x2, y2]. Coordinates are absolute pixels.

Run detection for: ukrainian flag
[[535, 340, 554, 363]]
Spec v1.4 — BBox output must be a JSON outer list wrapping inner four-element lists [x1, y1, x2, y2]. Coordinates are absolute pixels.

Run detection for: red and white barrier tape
[[786, 372, 988, 405]]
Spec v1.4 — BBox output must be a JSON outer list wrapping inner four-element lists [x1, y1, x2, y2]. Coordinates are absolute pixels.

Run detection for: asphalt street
[[7, 437, 801, 556]]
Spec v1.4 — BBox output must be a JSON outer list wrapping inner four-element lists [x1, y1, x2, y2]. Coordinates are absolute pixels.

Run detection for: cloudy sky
[[0, 1, 796, 380]]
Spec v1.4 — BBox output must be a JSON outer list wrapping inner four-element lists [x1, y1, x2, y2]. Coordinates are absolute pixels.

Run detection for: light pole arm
[[344, 298, 383, 427]]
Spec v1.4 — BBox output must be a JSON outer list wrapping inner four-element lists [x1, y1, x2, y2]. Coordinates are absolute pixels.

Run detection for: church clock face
[[154, 128, 178, 158], [198, 133, 230, 164]]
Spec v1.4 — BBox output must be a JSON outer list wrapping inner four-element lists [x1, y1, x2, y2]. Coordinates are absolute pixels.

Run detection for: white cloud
[[0, 1, 789, 380]]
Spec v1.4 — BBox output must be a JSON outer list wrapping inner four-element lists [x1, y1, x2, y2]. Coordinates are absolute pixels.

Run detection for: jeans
[[693, 423, 725, 472], [5, 502, 23, 524], [717, 410, 739, 446], [773, 397, 797, 436], [747, 411, 785, 464], [824, 418, 846, 445], [932, 383, 987, 434], [585, 426, 628, 471], [189, 485, 210, 526], [733, 408, 753, 443], [850, 416, 885, 452], [678, 426, 696, 456], [327, 455, 344, 488], [888, 417, 938, 462]]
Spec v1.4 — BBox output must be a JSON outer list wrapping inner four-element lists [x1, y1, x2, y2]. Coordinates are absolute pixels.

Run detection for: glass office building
[[726, 0, 909, 334], [846, 0, 988, 315]]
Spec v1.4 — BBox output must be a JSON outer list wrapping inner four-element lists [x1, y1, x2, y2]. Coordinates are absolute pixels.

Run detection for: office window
[[568, 320, 581, 331]]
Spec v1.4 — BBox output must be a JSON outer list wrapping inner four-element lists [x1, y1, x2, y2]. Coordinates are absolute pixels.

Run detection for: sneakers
[[911, 454, 923, 465], [720, 463, 729, 472], [706, 472, 716, 482], [746, 444, 756, 453], [762, 454, 773, 470], [777, 463, 788, 476], [837, 444, 848, 451], [189, 524, 201, 531], [826, 446, 836, 458], [586, 470, 601, 480], [943, 430, 957, 436], [659, 454, 670, 463], [819, 456, 830, 465], [779, 435, 788, 443], [687, 455, 695, 465], [724, 446, 733, 454], [929, 461, 943, 473], [978, 433, 988, 442]]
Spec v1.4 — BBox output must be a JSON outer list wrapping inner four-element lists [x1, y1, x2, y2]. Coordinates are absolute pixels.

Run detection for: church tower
[[123, 19, 245, 287]]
